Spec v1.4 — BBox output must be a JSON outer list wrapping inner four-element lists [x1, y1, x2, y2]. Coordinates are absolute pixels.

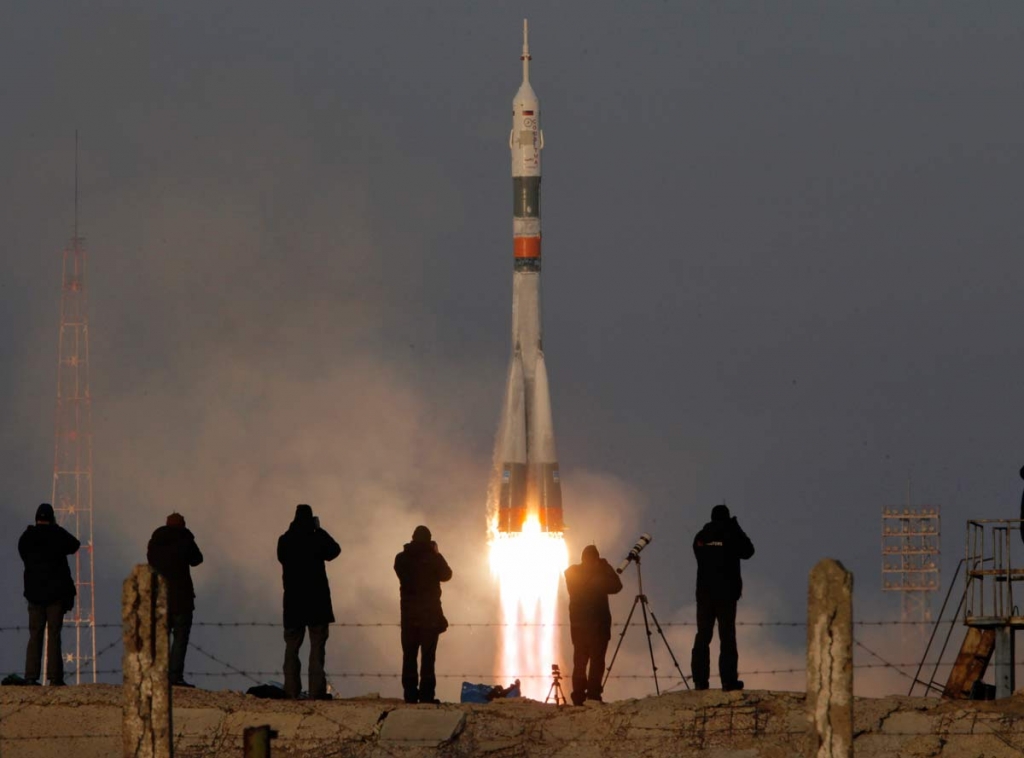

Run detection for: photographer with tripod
[[564, 545, 622, 705], [690, 504, 755, 692]]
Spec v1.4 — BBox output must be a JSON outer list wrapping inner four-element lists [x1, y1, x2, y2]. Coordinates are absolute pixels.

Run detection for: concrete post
[[122, 564, 172, 758], [994, 627, 1016, 698], [243, 725, 279, 757], [807, 559, 853, 758]]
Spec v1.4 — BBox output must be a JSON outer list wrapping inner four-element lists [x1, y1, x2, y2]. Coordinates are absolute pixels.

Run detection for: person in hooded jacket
[[564, 545, 623, 705], [277, 504, 341, 699], [394, 525, 452, 704], [147, 512, 204, 687], [690, 504, 755, 691], [19, 502, 80, 686]]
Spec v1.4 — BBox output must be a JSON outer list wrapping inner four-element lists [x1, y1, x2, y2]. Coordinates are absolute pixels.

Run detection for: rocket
[[495, 20, 564, 533]]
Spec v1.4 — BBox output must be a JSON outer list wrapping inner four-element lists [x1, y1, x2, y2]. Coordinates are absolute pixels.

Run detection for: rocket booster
[[496, 21, 564, 533]]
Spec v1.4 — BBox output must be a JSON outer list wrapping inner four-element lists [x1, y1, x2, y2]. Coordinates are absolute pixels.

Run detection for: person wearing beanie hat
[[147, 512, 204, 687], [18, 503, 80, 686], [564, 545, 622, 705], [277, 504, 341, 699], [690, 503, 755, 692], [394, 526, 452, 703]]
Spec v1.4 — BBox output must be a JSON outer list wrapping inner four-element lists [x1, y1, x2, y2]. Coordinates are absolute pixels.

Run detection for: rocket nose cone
[[514, 81, 538, 106]]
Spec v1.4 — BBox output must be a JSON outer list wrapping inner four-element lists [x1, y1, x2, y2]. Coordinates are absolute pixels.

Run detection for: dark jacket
[[277, 517, 341, 628], [394, 541, 452, 631], [693, 517, 755, 601], [564, 557, 623, 642], [19, 523, 80, 609], [147, 525, 204, 616]]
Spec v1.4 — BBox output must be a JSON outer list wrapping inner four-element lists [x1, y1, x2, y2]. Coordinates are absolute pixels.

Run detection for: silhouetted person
[[564, 545, 623, 705], [147, 512, 204, 688], [394, 525, 452, 704], [277, 504, 341, 699], [19, 503, 80, 686], [690, 504, 755, 691]]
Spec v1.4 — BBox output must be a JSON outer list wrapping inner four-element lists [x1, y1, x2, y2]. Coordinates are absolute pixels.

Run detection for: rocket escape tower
[[50, 134, 97, 683]]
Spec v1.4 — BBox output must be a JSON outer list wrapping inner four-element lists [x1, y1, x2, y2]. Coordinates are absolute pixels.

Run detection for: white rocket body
[[496, 21, 563, 533]]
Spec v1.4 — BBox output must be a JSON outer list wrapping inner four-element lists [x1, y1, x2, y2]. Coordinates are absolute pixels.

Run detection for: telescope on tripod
[[604, 532, 690, 694], [616, 533, 652, 574]]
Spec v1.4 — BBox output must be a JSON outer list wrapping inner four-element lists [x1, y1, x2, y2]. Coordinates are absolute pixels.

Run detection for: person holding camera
[[394, 525, 452, 704], [147, 512, 204, 688], [19, 503, 80, 686], [690, 503, 755, 691], [277, 504, 341, 699], [564, 544, 623, 705]]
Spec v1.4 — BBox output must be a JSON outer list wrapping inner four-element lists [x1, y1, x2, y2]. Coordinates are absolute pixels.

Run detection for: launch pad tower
[[882, 505, 940, 645], [50, 138, 98, 683]]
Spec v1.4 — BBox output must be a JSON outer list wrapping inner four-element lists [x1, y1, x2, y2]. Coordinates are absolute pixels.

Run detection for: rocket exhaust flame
[[488, 21, 569, 698], [488, 517, 568, 699]]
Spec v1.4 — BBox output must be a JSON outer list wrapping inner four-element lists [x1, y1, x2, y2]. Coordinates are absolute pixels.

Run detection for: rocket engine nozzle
[[496, 462, 564, 533]]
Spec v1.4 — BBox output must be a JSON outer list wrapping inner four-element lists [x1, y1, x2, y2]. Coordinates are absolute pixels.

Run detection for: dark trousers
[[169, 611, 193, 684], [570, 628, 609, 705], [25, 602, 65, 684], [283, 624, 329, 698], [401, 625, 440, 703], [690, 592, 739, 688]]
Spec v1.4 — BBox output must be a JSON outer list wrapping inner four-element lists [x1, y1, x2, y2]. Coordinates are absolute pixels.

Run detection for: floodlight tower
[[882, 505, 940, 646], [50, 133, 97, 683]]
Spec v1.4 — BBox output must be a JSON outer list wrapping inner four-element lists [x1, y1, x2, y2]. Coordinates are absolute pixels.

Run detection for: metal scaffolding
[[49, 135, 97, 683], [882, 506, 941, 641]]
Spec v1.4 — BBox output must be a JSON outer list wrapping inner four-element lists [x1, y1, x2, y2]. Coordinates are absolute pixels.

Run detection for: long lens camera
[[616, 533, 653, 574]]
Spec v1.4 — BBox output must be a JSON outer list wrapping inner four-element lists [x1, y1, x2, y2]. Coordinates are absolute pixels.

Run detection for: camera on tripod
[[616, 533, 652, 574], [545, 663, 566, 705]]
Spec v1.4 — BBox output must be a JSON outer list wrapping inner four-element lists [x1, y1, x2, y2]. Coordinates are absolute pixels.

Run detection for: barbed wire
[[186, 641, 262, 685], [0, 618, 953, 633], [94, 636, 121, 660], [0, 661, 963, 683], [854, 639, 916, 683], [0, 616, 969, 695]]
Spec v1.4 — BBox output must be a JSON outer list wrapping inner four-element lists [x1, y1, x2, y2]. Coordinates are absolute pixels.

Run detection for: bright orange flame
[[489, 515, 569, 699]]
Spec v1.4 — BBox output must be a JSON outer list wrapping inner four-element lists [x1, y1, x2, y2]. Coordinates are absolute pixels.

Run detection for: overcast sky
[[2, 2, 1023, 699]]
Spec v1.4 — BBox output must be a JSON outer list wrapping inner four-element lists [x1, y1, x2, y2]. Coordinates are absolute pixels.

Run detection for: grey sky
[[2, 2, 1023, 697]]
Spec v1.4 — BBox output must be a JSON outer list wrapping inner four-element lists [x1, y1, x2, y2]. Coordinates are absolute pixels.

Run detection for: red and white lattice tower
[[50, 135, 97, 683]]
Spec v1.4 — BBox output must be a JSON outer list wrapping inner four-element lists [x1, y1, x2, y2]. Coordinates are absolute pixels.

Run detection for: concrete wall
[[3, 685, 1024, 757]]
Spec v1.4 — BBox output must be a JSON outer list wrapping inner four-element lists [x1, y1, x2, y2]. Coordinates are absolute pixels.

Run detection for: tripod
[[603, 556, 690, 694], [545, 664, 568, 705]]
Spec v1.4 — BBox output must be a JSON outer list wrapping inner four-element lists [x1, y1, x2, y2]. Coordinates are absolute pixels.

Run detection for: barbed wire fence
[[0, 617, 971, 692], [0, 617, 961, 633]]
